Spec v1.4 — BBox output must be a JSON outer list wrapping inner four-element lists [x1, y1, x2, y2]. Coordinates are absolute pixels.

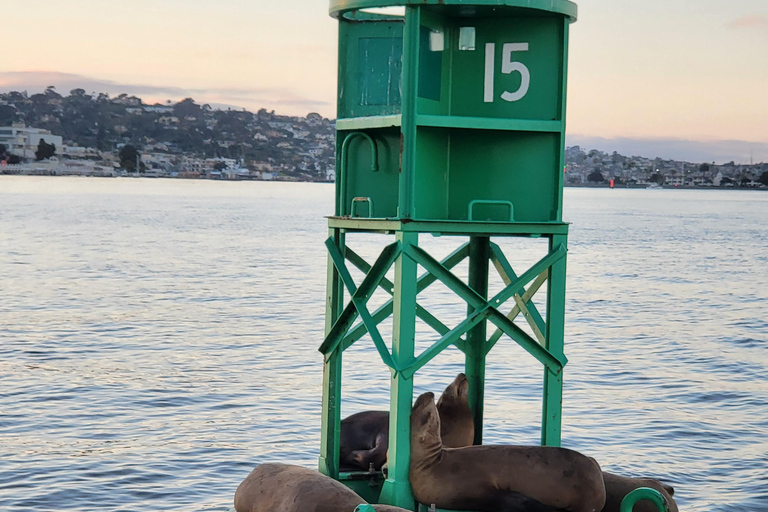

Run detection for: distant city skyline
[[2, 0, 767, 163]]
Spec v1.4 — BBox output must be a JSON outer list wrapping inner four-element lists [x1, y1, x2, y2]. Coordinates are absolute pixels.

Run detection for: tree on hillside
[[119, 144, 140, 172], [587, 170, 605, 183], [173, 98, 201, 118], [759, 171, 768, 187], [35, 139, 56, 161], [0, 105, 17, 125], [44, 85, 62, 99], [699, 163, 710, 173]]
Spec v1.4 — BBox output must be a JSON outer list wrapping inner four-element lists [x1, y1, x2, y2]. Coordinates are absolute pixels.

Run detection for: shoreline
[[2, 173, 764, 190]]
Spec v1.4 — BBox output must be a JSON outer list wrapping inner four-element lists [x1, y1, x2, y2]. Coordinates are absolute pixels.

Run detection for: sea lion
[[435, 373, 475, 448], [600, 472, 678, 512], [340, 410, 390, 471], [340, 373, 475, 471], [409, 392, 607, 512], [233, 463, 410, 512]]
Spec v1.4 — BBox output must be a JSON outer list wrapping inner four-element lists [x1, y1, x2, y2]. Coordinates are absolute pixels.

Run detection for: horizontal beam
[[416, 115, 563, 133], [327, 217, 569, 236]]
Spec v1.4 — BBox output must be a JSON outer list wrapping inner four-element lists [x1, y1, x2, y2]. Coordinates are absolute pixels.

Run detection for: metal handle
[[620, 487, 669, 512], [468, 200, 514, 221], [351, 197, 374, 218], [338, 132, 379, 216]]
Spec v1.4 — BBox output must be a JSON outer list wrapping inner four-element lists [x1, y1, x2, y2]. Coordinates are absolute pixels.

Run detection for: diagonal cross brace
[[319, 240, 400, 370], [489, 242, 546, 335], [402, 243, 567, 373], [401, 306, 492, 379], [487, 270, 549, 350], [339, 243, 469, 351], [403, 244, 487, 311], [344, 246, 450, 341], [487, 308, 567, 371], [486, 244, 567, 311]]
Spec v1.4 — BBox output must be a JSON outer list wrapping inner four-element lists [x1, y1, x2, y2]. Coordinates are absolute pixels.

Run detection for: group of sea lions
[[340, 373, 475, 472], [234, 374, 677, 512]]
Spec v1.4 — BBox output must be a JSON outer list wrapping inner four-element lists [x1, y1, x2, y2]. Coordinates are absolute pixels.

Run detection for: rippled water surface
[[1, 177, 767, 511]]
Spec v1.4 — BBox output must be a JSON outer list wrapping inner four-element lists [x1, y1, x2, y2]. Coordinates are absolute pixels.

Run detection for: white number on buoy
[[483, 42, 530, 103]]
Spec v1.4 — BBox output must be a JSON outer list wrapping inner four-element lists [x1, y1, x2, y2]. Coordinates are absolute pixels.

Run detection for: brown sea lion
[[436, 373, 475, 448], [340, 373, 475, 471], [233, 463, 410, 512], [601, 471, 678, 512], [409, 392, 606, 512]]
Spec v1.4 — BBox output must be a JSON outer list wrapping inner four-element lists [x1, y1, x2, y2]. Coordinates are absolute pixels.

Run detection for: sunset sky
[[3, 0, 767, 163]]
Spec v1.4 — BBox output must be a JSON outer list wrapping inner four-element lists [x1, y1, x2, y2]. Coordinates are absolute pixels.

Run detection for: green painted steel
[[319, 228, 346, 478], [620, 488, 670, 512], [330, 0, 578, 21], [466, 237, 490, 444], [378, 231, 418, 509], [322, 0, 576, 508]]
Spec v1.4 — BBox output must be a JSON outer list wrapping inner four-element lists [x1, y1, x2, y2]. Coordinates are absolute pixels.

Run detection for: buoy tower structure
[[320, 0, 579, 508]]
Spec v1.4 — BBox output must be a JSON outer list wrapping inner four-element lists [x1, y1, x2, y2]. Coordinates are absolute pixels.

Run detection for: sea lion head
[[436, 373, 474, 448], [436, 373, 468, 408], [410, 392, 442, 448]]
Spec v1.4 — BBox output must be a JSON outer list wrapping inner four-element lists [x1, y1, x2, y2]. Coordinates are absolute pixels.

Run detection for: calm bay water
[[1, 176, 766, 511]]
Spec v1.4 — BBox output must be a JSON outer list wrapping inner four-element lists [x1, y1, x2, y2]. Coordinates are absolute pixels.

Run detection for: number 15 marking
[[484, 42, 530, 103]]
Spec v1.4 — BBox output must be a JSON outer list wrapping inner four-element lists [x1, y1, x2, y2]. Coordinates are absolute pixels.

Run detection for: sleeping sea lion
[[409, 392, 606, 512], [233, 463, 410, 512], [339, 410, 390, 471], [340, 373, 475, 471]]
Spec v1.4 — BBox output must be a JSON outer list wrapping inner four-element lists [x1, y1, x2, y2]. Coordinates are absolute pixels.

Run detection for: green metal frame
[[319, 224, 568, 507], [323, 0, 576, 508]]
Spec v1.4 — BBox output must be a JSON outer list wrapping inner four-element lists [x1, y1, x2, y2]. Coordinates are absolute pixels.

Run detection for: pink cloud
[[0, 71, 330, 115], [727, 14, 768, 29]]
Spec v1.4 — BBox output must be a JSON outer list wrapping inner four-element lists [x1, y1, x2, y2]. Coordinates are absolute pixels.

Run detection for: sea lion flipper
[[351, 432, 388, 470]]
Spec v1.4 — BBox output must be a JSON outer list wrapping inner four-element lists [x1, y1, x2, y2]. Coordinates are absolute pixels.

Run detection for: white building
[[0, 123, 63, 159], [666, 175, 685, 187]]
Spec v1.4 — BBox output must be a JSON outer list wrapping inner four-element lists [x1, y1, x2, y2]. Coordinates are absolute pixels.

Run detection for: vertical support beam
[[556, 18, 571, 222], [465, 236, 490, 445], [541, 233, 567, 447], [319, 228, 345, 477], [397, 5, 420, 219], [379, 231, 418, 509]]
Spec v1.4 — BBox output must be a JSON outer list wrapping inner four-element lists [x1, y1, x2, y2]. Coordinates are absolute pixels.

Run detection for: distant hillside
[[1, 87, 766, 187], [0, 87, 335, 168]]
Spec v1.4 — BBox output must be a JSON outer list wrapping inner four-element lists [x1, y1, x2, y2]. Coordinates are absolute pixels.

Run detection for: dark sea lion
[[409, 392, 606, 512], [340, 373, 475, 471], [233, 463, 410, 512], [600, 471, 678, 512], [339, 410, 390, 471]]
